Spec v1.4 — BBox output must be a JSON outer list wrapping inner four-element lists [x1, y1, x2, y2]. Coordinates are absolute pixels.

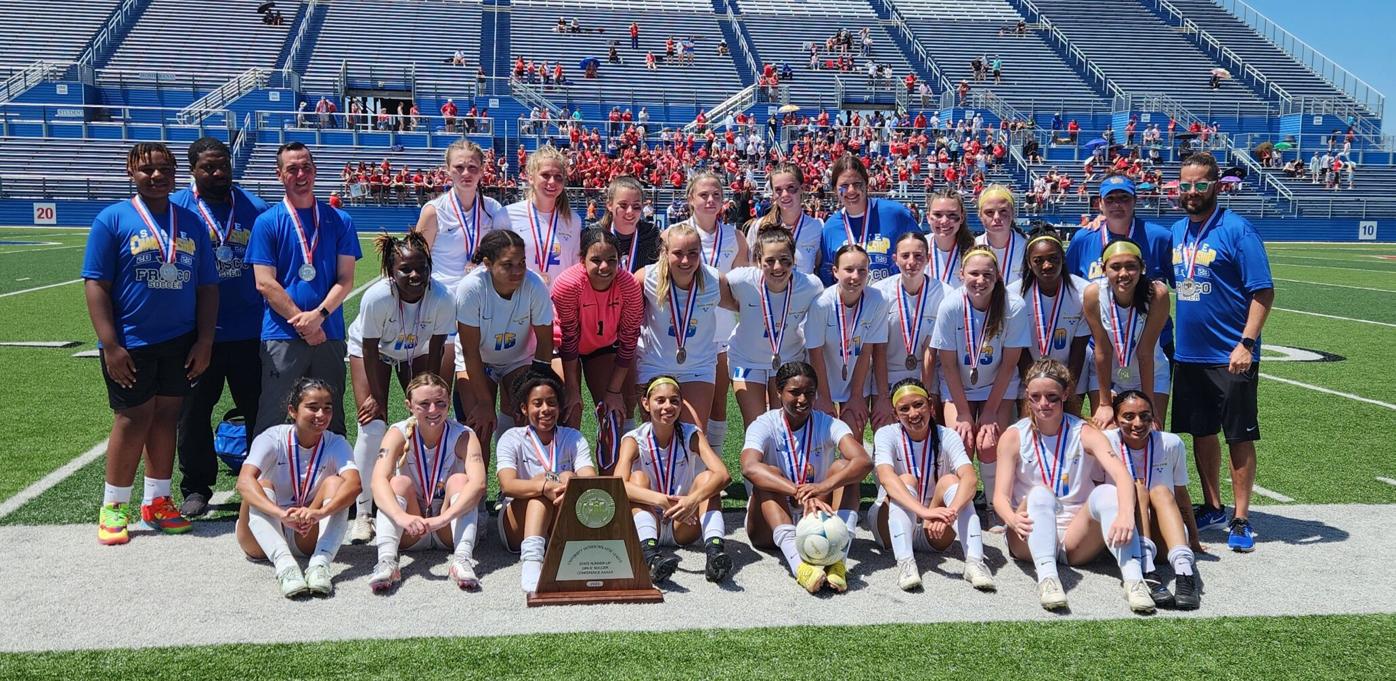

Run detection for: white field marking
[[1273, 278, 1396, 293], [1225, 478, 1295, 503], [1272, 307, 1396, 329], [0, 279, 82, 298], [1275, 262, 1396, 275], [0, 341, 80, 348], [1376, 477, 1396, 488], [0, 244, 85, 256], [0, 440, 108, 519], [1272, 253, 1396, 266], [0, 225, 88, 231], [1260, 373, 1396, 411], [15, 277, 29, 281], [72, 349, 99, 358]]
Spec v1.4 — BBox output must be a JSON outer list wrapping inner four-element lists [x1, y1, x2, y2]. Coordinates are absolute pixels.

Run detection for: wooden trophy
[[526, 476, 664, 607]]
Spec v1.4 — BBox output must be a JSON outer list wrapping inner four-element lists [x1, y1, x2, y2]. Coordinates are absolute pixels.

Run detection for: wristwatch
[[1240, 337, 1255, 350], [317, 306, 330, 318]]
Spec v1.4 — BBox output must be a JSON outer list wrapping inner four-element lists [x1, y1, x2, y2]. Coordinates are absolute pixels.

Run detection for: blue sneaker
[[1227, 517, 1255, 553], [1194, 504, 1229, 531]]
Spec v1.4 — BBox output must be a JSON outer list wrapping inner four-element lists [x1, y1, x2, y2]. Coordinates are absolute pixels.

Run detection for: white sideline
[[0, 278, 82, 298], [1260, 373, 1396, 411], [0, 440, 107, 519], [1226, 478, 1295, 503], [1272, 307, 1396, 329], [1274, 278, 1396, 293]]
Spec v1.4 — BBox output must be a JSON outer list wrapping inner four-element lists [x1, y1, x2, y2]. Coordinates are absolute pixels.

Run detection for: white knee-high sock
[[450, 494, 478, 561], [1140, 536, 1158, 575], [1087, 485, 1144, 582], [248, 506, 297, 574], [520, 535, 546, 592], [1168, 545, 1195, 577], [944, 484, 984, 562], [353, 419, 387, 515], [1026, 485, 1061, 582], [885, 499, 916, 561], [772, 523, 801, 572], [701, 510, 725, 541], [633, 510, 659, 542], [979, 460, 997, 502], [375, 495, 407, 562], [309, 507, 349, 569], [836, 508, 859, 537], [706, 418, 728, 450]]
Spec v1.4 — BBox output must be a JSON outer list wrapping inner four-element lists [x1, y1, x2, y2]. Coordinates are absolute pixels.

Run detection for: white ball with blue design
[[794, 511, 850, 566]]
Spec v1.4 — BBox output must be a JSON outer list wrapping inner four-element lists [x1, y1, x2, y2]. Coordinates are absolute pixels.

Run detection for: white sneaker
[[304, 563, 333, 595], [1123, 579, 1157, 614], [1038, 577, 1068, 610], [449, 556, 481, 592], [350, 515, 374, 545], [963, 560, 996, 591], [896, 558, 922, 591], [369, 558, 400, 594], [276, 566, 309, 599]]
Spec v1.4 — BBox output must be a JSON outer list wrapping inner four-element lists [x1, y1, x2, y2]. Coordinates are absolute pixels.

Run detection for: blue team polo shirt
[[1170, 208, 1273, 364], [171, 185, 271, 342], [818, 197, 922, 286], [81, 196, 219, 348], [247, 200, 362, 341]]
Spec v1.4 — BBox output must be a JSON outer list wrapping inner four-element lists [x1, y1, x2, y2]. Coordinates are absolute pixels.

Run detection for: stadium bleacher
[[103, 0, 303, 78], [301, 0, 483, 97], [0, 0, 122, 71]]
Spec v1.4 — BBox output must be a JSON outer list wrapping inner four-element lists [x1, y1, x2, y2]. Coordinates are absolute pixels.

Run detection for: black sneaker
[[179, 492, 209, 518], [704, 538, 732, 582], [1145, 575, 1176, 609], [646, 552, 680, 583], [1174, 574, 1201, 610]]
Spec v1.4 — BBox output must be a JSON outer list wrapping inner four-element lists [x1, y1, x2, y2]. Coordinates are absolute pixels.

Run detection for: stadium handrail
[[510, 79, 564, 119], [1008, 0, 1130, 103], [282, 0, 321, 73], [1211, 0, 1384, 120], [1228, 147, 1293, 204], [253, 109, 496, 142], [1144, 0, 1294, 111], [176, 68, 272, 126], [866, 0, 953, 93], [683, 84, 757, 133], [0, 102, 236, 139], [77, 0, 144, 67], [722, 1, 762, 86], [0, 60, 67, 105]]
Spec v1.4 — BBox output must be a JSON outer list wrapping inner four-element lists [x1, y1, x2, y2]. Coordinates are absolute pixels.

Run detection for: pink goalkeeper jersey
[[550, 263, 644, 365]]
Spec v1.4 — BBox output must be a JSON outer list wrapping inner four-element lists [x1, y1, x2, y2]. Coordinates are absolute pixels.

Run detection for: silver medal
[[675, 347, 686, 364], [1178, 278, 1198, 300], [841, 364, 848, 381], [158, 263, 178, 281], [1117, 367, 1132, 382], [772, 357, 781, 373], [905, 356, 917, 371], [969, 367, 979, 386], [215, 246, 233, 263], [298, 263, 316, 282]]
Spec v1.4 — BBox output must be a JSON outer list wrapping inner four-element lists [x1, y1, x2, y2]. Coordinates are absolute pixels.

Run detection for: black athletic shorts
[[580, 342, 619, 362], [100, 332, 195, 410], [1171, 361, 1260, 443]]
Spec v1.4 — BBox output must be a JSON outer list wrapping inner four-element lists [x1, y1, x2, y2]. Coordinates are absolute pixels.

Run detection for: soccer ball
[[794, 511, 850, 566]]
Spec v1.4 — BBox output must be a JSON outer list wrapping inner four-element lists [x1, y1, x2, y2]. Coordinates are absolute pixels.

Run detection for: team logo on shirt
[[128, 231, 195, 257], [1172, 243, 1218, 269], [866, 236, 890, 254], [667, 320, 698, 340]]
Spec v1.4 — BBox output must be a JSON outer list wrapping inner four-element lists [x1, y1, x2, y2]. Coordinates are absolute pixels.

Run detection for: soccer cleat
[[896, 558, 922, 591], [646, 552, 680, 584], [369, 558, 400, 594], [1174, 574, 1201, 610], [449, 557, 481, 592], [704, 538, 732, 582], [963, 560, 997, 591], [795, 562, 826, 593], [1227, 517, 1256, 553], [350, 515, 374, 545], [825, 560, 848, 592], [98, 503, 131, 545], [1145, 576, 1176, 609], [179, 492, 209, 518], [1194, 504, 1229, 531], [1038, 577, 1068, 610], [304, 563, 334, 596], [1124, 579, 1157, 613], [276, 566, 310, 599], [140, 496, 192, 534]]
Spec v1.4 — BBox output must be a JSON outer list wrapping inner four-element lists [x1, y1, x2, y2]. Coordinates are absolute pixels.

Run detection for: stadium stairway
[[104, 0, 302, 78]]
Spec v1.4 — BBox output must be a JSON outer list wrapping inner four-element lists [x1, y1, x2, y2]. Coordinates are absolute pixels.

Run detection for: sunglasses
[[1178, 181, 1212, 192]]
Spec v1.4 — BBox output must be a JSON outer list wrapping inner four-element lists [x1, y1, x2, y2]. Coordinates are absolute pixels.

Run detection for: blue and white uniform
[[1086, 287, 1170, 395], [874, 274, 944, 387], [726, 267, 823, 384], [819, 198, 920, 286], [635, 264, 723, 383], [428, 190, 510, 291], [804, 284, 892, 403], [687, 219, 740, 349], [348, 279, 457, 363], [453, 268, 554, 379], [1009, 415, 1099, 538], [170, 185, 270, 342], [930, 290, 1030, 401], [974, 230, 1027, 286], [506, 200, 582, 290], [1103, 429, 1189, 491]]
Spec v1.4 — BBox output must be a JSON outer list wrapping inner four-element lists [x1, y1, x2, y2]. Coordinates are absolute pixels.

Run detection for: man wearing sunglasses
[[1169, 152, 1274, 554]]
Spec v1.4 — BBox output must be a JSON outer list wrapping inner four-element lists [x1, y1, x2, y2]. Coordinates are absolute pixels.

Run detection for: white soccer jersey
[[804, 284, 892, 403], [974, 230, 1026, 285], [495, 426, 594, 480], [742, 409, 854, 485], [726, 267, 822, 370], [930, 288, 1030, 401], [244, 425, 356, 508], [1009, 415, 1100, 507], [748, 213, 824, 275], [874, 274, 944, 385], [427, 191, 510, 289], [927, 242, 964, 290], [689, 219, 740, 341], [1105, 429, 1188, 489], [1088, 285, 1170, 394], [635, 264, 722, 379], [1021, 275, 1092, 364], [625, 422, 706, 496], [506, 200, 583, 289], [348, 279, 457, 362], [872, 423, 972, 482], [455, 267, 554, 366]]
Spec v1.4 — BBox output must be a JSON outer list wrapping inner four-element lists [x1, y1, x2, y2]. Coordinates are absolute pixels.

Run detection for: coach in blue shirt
[[1169, 152, 1273, 553], [818, 154, 920, 285], [248, 142, 361, 436], [170, 137, 271, 516]]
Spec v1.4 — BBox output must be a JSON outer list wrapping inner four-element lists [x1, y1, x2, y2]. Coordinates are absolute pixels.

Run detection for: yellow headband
[[891, 384, 930, 404], [646, 377, 680, 397], [962, 246, 997, 264], [1102, 240, 1143, 262], [978, 185, 1016, 210], [1027, 234, 1063, 251]]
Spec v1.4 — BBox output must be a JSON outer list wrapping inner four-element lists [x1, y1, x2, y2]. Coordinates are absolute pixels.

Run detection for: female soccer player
[[496, 371, 597, 593], [1016, 227, 1091, 412], [507, 145, 583, 288], [551, 228, 644, 473], [455, 230, 555, 456], [925, 187, 975, 290], [806, 244, 892, 436], [992, 358, 1154, 613], [719, 226, 823, 429], [931, 246, 1029, 501], [235, 379, 360, 598], [741, 362, 872, 594], [592, 175, 659, 273], [743, 164, 823, 274], [1107, 390, 1202, 610], [874, 232, 944, 418], [869, 378, 994, 592], [346, 233, 456, 544], [973, 185, 1026, 285], [818, 154, 919, 285], [367, 373, 488, 593], [635, 222, 722, 429], [1083, 240, 1170, 429], [615, 376, 733, 583]]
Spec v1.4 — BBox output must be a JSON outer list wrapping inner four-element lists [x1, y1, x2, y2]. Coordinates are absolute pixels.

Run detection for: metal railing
[[683, 84, 756, 133], [1228, 147, 1293, 204], [1148, 0, 1294, 111], [256, 110, 494, 141], [281, 0, 320, 71], [0, 60, 67, 104], [511, 79, 564, 118], [1011, 0, 1129, 103], [0, 101, 235, 139], [722, 2, 761, 86], [77, 0, 143, 67], [177, 67, 270, 125], [867, 0, 953, 94]]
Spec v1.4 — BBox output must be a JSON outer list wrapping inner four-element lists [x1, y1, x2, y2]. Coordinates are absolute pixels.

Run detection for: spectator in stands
[[453, 49, 467, 67], [296, 101, 310, 128], [609, 41, 621, 65], [1067, 119, 1080, 144], [316, 96, 332, 129], [1345, 160, 1356, 189], [991, 56, 1002, 84], [349, 99, 364, 130], [630, 21, 640, 50], [718, 38, 730, 56], [957, 79, 971, 104], [1209, 72, 1221, 90], [646, 51, 657, 70]]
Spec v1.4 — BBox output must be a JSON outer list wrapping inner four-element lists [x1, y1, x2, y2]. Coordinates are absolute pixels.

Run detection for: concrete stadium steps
[[509, 1, 743, 111], [103, 0, 302, 78], [0, 0, 122, 69], [302, 0, 484, 97], [0, 137, 190, 199]]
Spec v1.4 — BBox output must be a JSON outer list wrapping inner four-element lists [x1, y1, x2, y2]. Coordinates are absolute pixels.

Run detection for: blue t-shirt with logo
[[818, 197, 922, 286], [1065, 217, 1175, 347], [81, 197, 219, 348], [247, 200, 362, 341], [1170, 208, 1273, 364], [171, 185, 271, 342]]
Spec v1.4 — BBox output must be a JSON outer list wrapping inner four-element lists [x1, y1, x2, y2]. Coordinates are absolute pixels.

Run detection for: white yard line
[[1272, 307, 1396, 329], [1376, 477, 1396, 488], [1226, 478, 1295, 503], [1260, 374, 1396, 411], [0, 244, 85, 256], [0, 279, 82, 298], [1273, 278, 1396, 293], [0, 440, 107, 519]]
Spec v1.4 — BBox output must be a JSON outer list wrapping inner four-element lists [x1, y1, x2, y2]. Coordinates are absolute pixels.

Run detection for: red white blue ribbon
[[781, 413, 815, 485], [759, 274, 794, 365], [286, 428, 327, 507], [1107, 298, 1139, 373], [525, 427, 559, 473], [527, 203, 559, 277], [192, 186, 234, 247], [646, 425, 682, 496], [1033, 416, 1071, 497], [132, 196, 177, 264], [836, 292, 866, 373], [897, 274, 930, 366], [282, 198, 320, 269], [450, 190, 483, 262], [414, 422, 451, 512], [1031, 280, 1065, 357], [901, 426, 935, 504]]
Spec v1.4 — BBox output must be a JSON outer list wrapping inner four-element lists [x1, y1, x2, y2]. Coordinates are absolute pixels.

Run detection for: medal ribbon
[[1031, 281, 1065, 357], [192, 186, 235, 247], [932, 243, 959, 283], [614, 227, 640, 273], [528, 203, 559, 276], [961, 292, 987, 369], [841, 208, 868, 248], [1032, 416, 1071, 497], [667, 277, 699, 356], [898, 274, 930, 364], [1107, 299, 1139, 371], [704, 223, 725, 267], [1123, 431, 1156, 488], [450, 190, 483, 262], [414, 422, 451, 511], [836, 292, 865, 372], [781, 413, 815, 485], [525, 427, 559, 473], [287, 429, 327, 507], [996, 230, 1017, 280], [901, 426, 935, 504], [282, 198, 320, 270], [1182, 208, 1225, 281], [131, 196, 177, 264], [647, 425, 681, 496], [596, 405, 622, 470], [760, 275, 794, 364]]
